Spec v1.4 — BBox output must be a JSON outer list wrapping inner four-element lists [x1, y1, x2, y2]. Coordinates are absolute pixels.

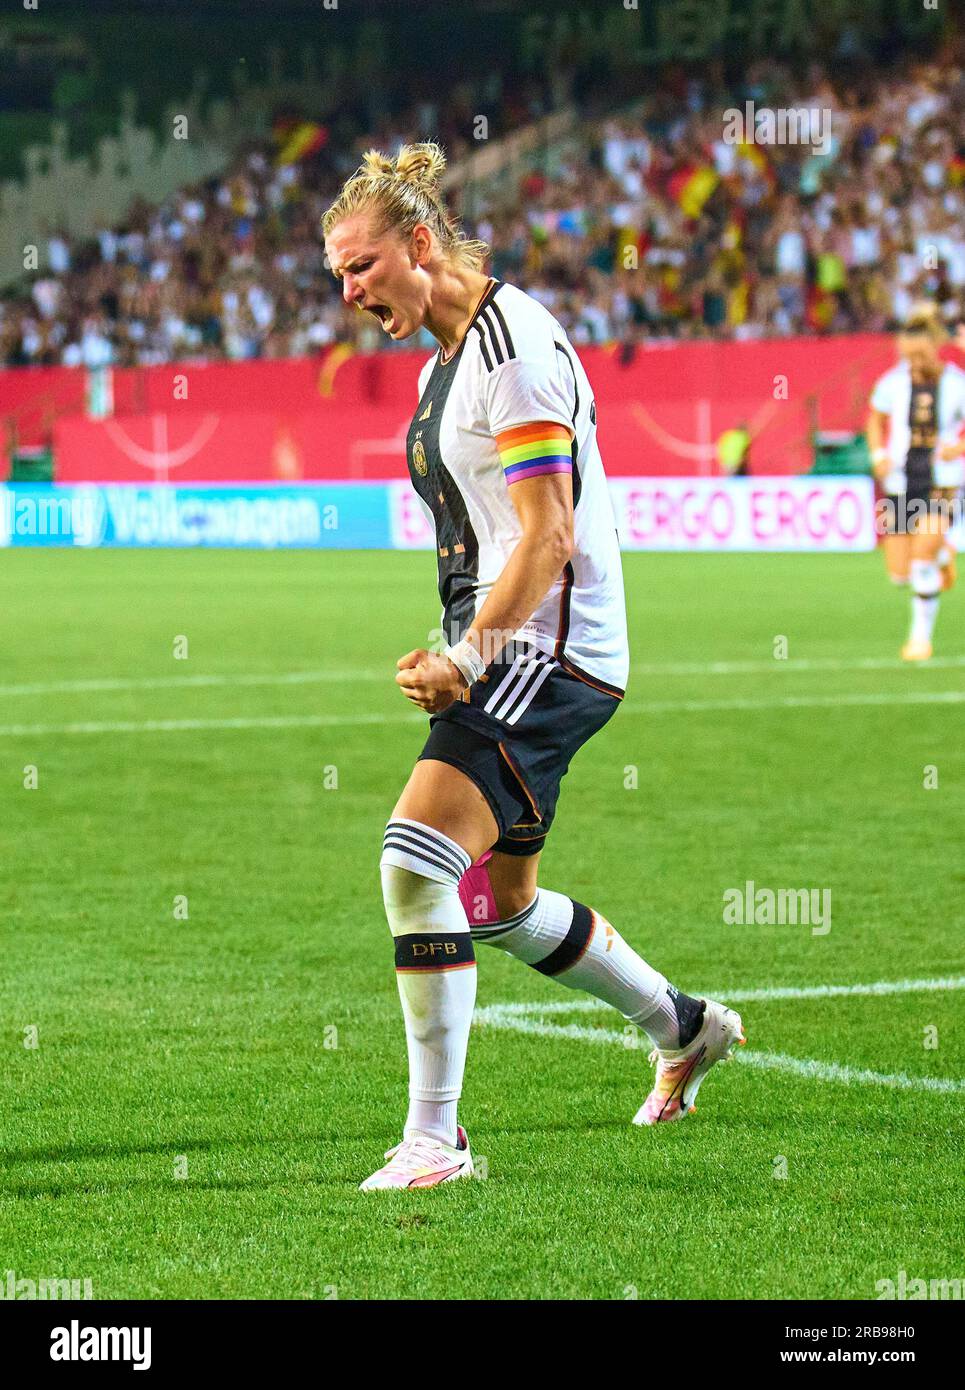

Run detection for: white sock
[[909, 560, 940, 644], [646, 989, 685, 1049], [472, 888, 696, 1049], [404, 1099, 458, 1146], [381, 819, 476, 1147]]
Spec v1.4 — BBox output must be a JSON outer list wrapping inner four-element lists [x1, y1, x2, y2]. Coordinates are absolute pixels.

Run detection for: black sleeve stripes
[[553, 341, 580, 427], [481, 296, 583, 443], [472, 300, 517, 371], [551, 341, 585, 509]]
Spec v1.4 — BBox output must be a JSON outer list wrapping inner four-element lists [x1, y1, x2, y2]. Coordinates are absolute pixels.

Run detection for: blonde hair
[[901, 301, 948, 344], [322, 141, 489, 271]]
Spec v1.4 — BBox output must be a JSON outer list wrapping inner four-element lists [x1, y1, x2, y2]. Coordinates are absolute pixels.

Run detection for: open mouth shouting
[[365, 302, 395, 332]]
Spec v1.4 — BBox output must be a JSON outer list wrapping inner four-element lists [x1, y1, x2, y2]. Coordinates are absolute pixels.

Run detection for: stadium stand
[[1, 5, 961, 482]]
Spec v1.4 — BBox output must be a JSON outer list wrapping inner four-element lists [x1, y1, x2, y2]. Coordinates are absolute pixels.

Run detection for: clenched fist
[[395, 648, 467, 714]]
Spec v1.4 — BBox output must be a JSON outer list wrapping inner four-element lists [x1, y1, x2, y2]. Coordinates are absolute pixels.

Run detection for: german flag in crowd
[[666, 163, 719, 220], [737, 141, 777, 190], [806, 285, 837, 332], [274, 117, 328, 166]]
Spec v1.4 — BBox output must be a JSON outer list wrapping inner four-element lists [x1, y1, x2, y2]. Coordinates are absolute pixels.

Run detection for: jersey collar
[[437, 277, 499, 367]]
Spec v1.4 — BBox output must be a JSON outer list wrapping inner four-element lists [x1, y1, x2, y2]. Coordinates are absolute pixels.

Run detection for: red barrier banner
[[5, 334, 959, 482], [53, 407, 410, 484]]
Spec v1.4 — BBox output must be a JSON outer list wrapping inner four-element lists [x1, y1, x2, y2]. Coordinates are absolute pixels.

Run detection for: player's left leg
[[939, 536, 957, 591], [935, 487, 958, 591], [883, 531, 911, 587], [902, 490, 950, 661], [474, 848, 745, 1123], [440, 645, 743, 1125], [479, 848, 715, 1055]]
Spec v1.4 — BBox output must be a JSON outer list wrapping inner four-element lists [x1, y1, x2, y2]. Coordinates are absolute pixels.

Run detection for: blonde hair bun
[[394, 142, 447, 190], [903, 301, 948, 342], [323, 141, 488, 271]]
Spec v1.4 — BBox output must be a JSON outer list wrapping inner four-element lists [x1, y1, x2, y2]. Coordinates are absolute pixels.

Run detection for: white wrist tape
[[444, 639, 487, 688], [871, 447, 889, 465]]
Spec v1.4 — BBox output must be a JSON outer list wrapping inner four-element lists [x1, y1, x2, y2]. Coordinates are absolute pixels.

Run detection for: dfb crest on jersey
[[412, 438, 428, 476]]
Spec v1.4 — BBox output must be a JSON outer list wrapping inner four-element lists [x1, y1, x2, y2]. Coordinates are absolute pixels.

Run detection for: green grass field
[[1, 548, 963, 1300]]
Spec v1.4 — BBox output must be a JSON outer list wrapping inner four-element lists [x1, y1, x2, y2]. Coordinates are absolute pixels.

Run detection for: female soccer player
[[867, 303, 965, 660], [322, 144, 744, 1191]]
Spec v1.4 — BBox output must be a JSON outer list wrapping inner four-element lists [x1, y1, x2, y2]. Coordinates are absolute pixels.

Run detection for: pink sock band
[[457, 849, 498, 925]]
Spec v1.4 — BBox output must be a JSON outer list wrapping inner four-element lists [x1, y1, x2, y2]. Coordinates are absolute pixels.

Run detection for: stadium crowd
[[1, 58, 963, 368]]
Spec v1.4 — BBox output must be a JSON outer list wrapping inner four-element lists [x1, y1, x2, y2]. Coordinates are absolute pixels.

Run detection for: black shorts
[[882, 489, 934, 535], [417, 640, 621, 856]]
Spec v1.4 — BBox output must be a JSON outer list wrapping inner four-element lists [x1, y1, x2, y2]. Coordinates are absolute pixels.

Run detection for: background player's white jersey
[[870, 360, 965, 493], [407, 279, 629, 697]]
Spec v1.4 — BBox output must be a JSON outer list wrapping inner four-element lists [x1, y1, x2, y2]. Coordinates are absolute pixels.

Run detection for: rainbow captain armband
[[495, 422, 573, 484]]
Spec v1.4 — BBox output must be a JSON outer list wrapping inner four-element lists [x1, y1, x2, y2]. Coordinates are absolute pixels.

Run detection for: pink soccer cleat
[[359, 1126, 474, 1191], [633, 998, 745, 1125]]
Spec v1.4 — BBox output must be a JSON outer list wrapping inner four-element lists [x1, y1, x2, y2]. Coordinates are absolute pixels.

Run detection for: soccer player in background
[[322, 143, 745, 1191], [867, 303, 965, 661]]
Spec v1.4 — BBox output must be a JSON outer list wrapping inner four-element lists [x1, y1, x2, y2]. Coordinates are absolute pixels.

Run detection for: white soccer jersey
[[870, 360, 965, 493], [406, 278, 629, 697]]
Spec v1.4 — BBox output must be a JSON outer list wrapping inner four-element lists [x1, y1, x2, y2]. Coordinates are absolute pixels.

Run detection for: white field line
[[0, 713, 422, 738], [0, 671, 378, 698], [1, 688, 964, 736], [478, 976, 965, 1012], [622, 690, 965, 715], [630, 654, 965, 677], [3, 652, 965, 700], [473, 975, 965, 1096]]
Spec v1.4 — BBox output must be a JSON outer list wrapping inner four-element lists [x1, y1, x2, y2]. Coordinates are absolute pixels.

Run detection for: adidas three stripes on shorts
[[417, 639, 621, 857]]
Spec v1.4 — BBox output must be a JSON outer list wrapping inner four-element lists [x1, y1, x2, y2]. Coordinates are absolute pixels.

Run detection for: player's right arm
[[867, 370, 895, 482], [866, 407, 890, 481]]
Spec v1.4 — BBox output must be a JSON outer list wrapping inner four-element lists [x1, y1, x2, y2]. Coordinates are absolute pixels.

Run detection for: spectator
[[2, 59, 963, 365]]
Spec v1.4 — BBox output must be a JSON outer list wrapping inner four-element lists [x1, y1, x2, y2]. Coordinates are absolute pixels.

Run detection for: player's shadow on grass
[[2, 1137, 223, 1165], [3, 1175, 330, 1197], [0, 1132, 323, 1167]]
